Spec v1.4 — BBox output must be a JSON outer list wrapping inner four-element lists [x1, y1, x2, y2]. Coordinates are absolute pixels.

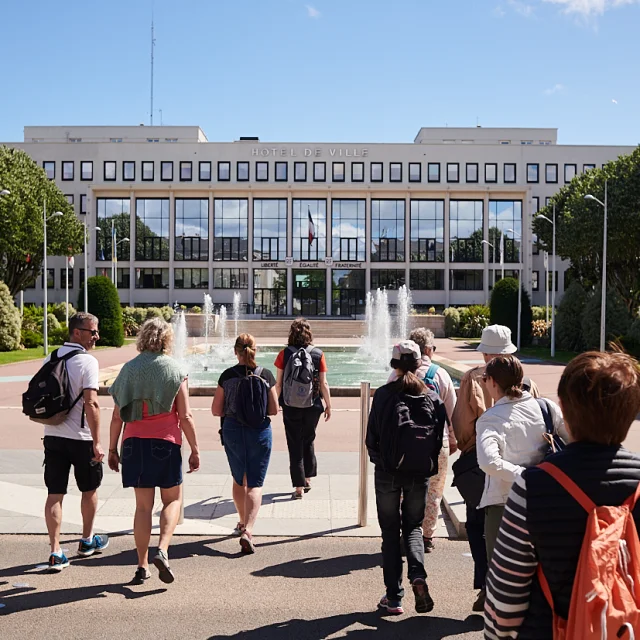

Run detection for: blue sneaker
[[47, 552, 69, 573], [77, 534, 109, 557]]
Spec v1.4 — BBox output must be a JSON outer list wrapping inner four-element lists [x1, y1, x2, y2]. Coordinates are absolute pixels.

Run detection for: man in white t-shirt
[[42, 312, 109, 571]]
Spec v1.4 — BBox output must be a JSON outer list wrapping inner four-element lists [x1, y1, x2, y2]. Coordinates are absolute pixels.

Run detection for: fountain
[[360, 288, 392, 369], [219, 305, 228, 346], [173, 311, 187, 363], [233, 291, 241, 338], [396, 284, 413, 341], [203, 293, 213, 345]]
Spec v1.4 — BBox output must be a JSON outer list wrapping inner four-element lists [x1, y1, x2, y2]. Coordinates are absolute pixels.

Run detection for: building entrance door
[[293, 270, 326, 316]]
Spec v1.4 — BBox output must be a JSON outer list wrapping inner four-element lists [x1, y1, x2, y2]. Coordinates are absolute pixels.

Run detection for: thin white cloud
[[306, 5, 321, 18], [544, 83, 565, 95], [542, 0, 639, 16], [612, 98, 618, 104], [508, 0, 535, 16], [493, 5, 507, 16]]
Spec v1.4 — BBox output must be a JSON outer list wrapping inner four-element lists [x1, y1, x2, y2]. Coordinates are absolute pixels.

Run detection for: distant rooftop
[[23, 125, 208, 144], [413, 127, 558, 145]]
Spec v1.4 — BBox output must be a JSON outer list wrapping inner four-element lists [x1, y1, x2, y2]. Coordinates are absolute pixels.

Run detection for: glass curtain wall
[[292, 199, 327, 261], [371, 200, 405, 261], [488, 200, 522, 264], [96, 198, 130, 261], [214, 199, 248, 261], [293, 270, 326, 316], [331, 269, 365, 316], [253, 199, 287, 261], [449, 200, 483, 263], [136, 199, 170, 261], [175, 199, 209, 261], [410, 200, 444, 262], [253, 269, 287, 315], [332, 200, 366, 261]]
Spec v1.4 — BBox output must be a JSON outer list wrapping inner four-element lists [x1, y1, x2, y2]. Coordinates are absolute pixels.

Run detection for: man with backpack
[[274, 319, 332, 500], [367, 341, 447, 616], [23, 312, 108, 571], [485, 350, 640, 639]]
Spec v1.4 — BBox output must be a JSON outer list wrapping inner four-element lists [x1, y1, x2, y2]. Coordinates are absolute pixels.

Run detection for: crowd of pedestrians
[[23, 312, 640, 637]]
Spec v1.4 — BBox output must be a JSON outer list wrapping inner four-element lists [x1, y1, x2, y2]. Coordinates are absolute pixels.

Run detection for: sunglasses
[[78, 328, 100, 337]]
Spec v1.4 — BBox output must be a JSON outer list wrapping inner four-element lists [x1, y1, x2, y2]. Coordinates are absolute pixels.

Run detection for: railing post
[[358, 381, 371, 527]]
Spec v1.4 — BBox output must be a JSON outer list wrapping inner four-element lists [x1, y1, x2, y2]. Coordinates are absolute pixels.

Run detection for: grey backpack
[[282, 346, 316, 408]]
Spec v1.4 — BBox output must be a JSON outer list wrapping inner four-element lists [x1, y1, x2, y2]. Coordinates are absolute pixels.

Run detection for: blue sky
[[1, 0, 638, 145]]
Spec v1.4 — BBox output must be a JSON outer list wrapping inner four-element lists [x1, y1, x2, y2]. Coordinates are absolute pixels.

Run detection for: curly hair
[[136, 317, 174, 354], [288, 318, 313, 348], [409, 327, 434, 355]]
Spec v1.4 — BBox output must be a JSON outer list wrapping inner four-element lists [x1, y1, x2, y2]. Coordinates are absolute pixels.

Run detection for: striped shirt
[[484, 474, 538, 639]]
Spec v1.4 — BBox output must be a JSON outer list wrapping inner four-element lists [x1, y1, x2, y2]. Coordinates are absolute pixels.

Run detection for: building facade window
[[161, 161, 173, 181], [450, 269, 483, 290], [409, 269, 444, 290], [81, 161, 93, 181], [527, 163, 539, 183], [371, 200, 405, 262], [409, 162, 421, 182], [136, 199, 170, 261], [466, 163, 478, 183], [545, 197, 552, 207], [583, 164, 596, 173], [142, 161, 154, 181], [213, 268, 248, 289], [332, 199, 366, 261], [43, 161, 55, 180], [564, 163, 577, 183], [293, 270, 326, 316], [174, 268, 209, 289], [96, 198, 131, 261], [504, 163, 516, 183], [123, 161, 135, 181], [450, 200, 483, 262], [62, 161, 74, 181], [237, 161, 249, 181], [447, 163, 460, 183], [292, 199, 327, 261], [532, 196, 539, 213], [218, 161, 231, 181], [314, 162, 326, 182], [81, 194, 87, 214], [97, 267, 129, 289], [253, 269, 287, 315], [136, 268, 169, 289], [275, 162, 288, 181], [546, 271, 559, 292], [214, 199, 248, 261], [332, 269, 365, 316], [60, 268, 74, 289], [488, 200, 522, 263], [545, 163, 558, 183], [371, 162, 383, 182], [410, 199, 444, 262], [253, 199, 287, 261], [65, 194, 74, 205], [532, 270, 539, 291], [390, 163, 402, 182], [256, 162, 269, 181], [485, 163, 497, 183], [199, 161, 211, 181], [175, 198, 209, 261], [104, 161, 116, 181], [333, 162, 346, 182], [351, 162, 364, 182], [428, 163, 440, 183], [180, 162, 192, 181], [42, 269, 55, 289], [371, 269, 405, 290], [294, 162, 307, 182]]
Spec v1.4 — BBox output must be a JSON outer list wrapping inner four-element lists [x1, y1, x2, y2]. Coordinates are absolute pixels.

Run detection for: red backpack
[[537, 461, 640, 640]]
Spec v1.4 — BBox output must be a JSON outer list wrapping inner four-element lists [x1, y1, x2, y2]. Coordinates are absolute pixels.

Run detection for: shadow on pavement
[[207, 611, 483, 639], [252, 553, 380, 579]]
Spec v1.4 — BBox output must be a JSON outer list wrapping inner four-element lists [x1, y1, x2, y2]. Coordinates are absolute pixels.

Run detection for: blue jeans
[[374, 467, 429, 601]]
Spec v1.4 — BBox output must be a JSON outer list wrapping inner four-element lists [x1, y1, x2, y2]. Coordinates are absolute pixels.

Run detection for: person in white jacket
[[476, 354, 568, 563]]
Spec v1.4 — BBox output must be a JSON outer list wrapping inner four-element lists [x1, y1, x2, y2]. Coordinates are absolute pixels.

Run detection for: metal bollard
[[358, 381, 371, 527]]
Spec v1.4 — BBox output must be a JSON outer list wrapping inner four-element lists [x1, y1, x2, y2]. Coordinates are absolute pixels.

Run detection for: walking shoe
[[472, 587, 486, 612], [77, 534, 109, 557], [412, 578, 434, 614], [47, 552, 70, 573], [304, 481, 312, 493], [153, 549, 175, 584], [240, 531, 256, 554], [423, 537, 435, 553], [292, 490, 303, 500], [378, 595, 404, 615], [232, 522, 245, 537], [131, 567, 151, 585]]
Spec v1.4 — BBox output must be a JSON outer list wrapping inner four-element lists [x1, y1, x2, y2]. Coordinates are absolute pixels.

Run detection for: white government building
[[5, 125, 632, 316]]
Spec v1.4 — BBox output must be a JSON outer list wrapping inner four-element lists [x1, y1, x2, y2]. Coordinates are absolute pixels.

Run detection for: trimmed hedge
[[0, 281, 21, 351], [86, 276, 124, 347], [444, 307, 460, 337], [555, 282, 588, 351], [581, 286, 631, 350], [489, 277, 533, 347]]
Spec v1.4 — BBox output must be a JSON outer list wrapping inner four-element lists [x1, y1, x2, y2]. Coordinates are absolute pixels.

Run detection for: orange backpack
[[537, 461, 640, 640]]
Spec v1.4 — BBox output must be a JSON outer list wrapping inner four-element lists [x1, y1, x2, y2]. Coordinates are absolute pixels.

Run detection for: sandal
[[240, 531, 255, 554], [304, 481, 312, 493], [292, 490, 304, 500], [232, 522, 245, 537]]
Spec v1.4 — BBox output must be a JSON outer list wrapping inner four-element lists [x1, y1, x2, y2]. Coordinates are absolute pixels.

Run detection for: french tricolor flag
[[308, 207, 315, 245]]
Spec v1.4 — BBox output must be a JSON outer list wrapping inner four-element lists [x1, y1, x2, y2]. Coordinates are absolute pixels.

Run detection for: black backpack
[[381, 392, 445, 476], [22, 349, 86, 425], [234, 366, 269, 429]]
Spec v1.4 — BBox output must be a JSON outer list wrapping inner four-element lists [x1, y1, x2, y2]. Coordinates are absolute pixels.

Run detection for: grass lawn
[[519, 346, 577, 365], [0, 343, 122, 367]]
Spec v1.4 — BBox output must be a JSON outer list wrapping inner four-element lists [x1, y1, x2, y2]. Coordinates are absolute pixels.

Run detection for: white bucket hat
[[476, 325, 517, 355]]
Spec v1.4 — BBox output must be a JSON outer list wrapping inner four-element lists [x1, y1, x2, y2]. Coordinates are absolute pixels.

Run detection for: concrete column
[[326, 192, 332, 316], [208, 190, 214, 301], [287, 189, 293, 315], [483, 192, 490, 305], [444, 192, 451, 307], [247, 191, 254, 314], [524, 190, 532, 296], [405, 193, 410, 290], [168, 190, 175, 306], [129, 189, 135, 306]]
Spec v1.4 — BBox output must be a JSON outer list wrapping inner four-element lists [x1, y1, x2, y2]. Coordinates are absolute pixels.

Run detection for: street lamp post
[[84, 224, 101, 313], [43, 197, 63, 356], [507, 228, 522, 351], [536, 206, 556, 357], [481, 239, 496, 288], [114, 237, 130, 291], [585, 181, 608, 352]]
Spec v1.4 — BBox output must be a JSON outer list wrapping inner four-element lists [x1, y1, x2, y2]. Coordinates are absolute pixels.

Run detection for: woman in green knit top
[[108, 318, 200, 585]]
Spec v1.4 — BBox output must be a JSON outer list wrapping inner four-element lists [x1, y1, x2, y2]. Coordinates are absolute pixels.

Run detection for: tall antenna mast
[[150, 2, 155, 126]]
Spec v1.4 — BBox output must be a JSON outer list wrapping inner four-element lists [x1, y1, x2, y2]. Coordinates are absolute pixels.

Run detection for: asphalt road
[[0, 535, 483, 640]]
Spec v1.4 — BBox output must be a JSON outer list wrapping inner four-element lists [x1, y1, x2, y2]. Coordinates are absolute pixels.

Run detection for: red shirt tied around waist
[[123, 400, 182, 445]]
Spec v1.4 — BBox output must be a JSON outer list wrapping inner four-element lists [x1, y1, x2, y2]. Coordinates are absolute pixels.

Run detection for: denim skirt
[[222, 417, 272, 488], [121, 437, 183, 489]]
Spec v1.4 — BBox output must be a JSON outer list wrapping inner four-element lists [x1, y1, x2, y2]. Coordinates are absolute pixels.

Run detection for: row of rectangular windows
[[42, 160, 602, 185]]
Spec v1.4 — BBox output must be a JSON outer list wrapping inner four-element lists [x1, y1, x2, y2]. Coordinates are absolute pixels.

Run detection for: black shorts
[[121, 437, 182, 489], [43, 435, 103, 495]]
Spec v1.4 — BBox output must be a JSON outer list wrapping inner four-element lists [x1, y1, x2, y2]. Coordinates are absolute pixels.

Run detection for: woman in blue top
[[211, 333, 278, 554]]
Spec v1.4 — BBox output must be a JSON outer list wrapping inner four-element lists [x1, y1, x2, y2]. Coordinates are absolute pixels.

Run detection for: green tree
[[86, 276, 124, 347], [533, 146, 640, 314], [0, 146, 84, 296], [0, 281, 21, 351], [489, 277, 533, 347], [581, 285, 632, 350], [555, 281, 589, 352]]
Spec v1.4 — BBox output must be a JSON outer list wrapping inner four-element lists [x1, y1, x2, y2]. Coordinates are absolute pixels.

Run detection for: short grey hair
[[409, 327, 434, 354], [136, 317, 173, 354], [69, 312, 98, 337]]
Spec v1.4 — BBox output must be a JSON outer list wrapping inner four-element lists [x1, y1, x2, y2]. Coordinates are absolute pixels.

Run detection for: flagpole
[[65, 257, 69, 325], [545, 251, 549, 325], [111, 218, 115, 286]]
